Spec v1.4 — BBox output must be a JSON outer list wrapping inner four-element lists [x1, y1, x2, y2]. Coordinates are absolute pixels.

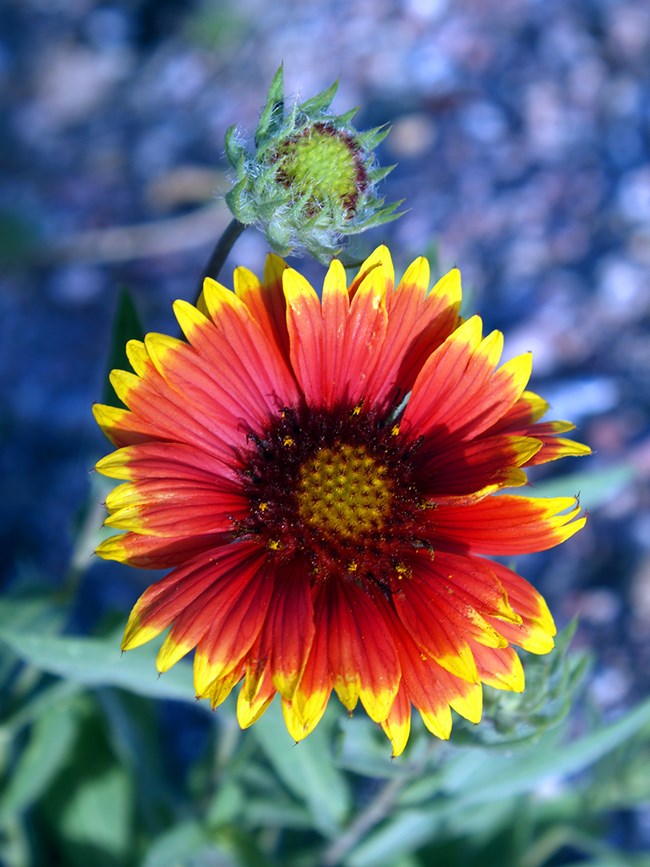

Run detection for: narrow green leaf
[[0, 630, 197, 704], [348, 699, 650, 866], [444, 696, 650, 806], [57, 759, 132, 863], [102, 287, 144, 408], [141, 822, 214, 867], [0, 595, 67, 637], [0, 696, 83, 820], [298, 79, 339, 116], [244, 799, 313, 830]]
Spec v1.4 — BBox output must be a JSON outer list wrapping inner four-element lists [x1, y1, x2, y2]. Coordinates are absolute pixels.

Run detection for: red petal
[[93, 403, 161, 449], [104, 477, 247, 538], [325, 580, 401, 722], [237, 664, 276, 728], [418, 434, 541, 496], [120, 541, 265, 652], [255, 558, 315, 699], [287, 586, 332, 740], [427, 494, 586, 555], [173, 288, 299, 424], [366, 263, 461, 408], [193, 559, 274, 694], [283, 261, 388, 409], [380, 684, 411, 757], [95, 441, 237, 484], [487, 391, 591, 466], [393, 560, 478, 683], [108, 344, 240, 461], [403, 317, 532, 446], [233, 255, 292, 371], [387, 614, 483, 739]]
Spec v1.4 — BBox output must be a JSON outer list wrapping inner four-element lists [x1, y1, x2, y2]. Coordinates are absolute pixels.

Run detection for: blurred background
[[1, 0, 650, 864]]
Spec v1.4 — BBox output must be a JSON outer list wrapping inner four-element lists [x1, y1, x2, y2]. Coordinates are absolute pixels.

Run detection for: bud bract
[[224, 66, 402, 261]]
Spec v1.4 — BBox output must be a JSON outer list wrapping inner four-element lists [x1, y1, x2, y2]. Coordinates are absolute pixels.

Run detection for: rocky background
[[1, 0, 649, 810]]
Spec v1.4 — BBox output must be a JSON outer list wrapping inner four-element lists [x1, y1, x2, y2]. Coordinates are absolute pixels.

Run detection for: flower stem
[[321, 775, 406, 866], [321, 741, 438, 866], [197, 218, 246, 295]]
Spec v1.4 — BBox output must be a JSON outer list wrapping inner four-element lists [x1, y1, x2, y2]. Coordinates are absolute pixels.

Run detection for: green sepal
[[334, 107, 360, 127], [255, 65, 285, 146], [369, 163, 397, 184], [298, 79, 339, 116], [225, 178, 255, 224], [359, 123, 391, 151], [224, 124, 246, 168], [265, 218, 294, 256]]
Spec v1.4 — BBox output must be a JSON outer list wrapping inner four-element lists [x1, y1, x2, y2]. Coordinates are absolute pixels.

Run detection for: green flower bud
[[224, 66, 402, 262]]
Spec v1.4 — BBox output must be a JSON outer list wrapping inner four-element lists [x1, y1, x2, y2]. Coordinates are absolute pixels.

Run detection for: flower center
[[274, 123, 366, 216], [297, 444, 392, 541], [237, 404, 429, 584]]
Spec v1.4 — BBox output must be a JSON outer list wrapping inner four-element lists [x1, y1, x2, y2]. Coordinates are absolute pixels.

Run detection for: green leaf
[[0, 594, 67, 638], [102, 287, 144, 408], [0, 629, 198, 705], [336, 714, 408, 780], [347, 698, 650, 866], [446, 696, 650, 806], [141, 822, 215, 867], [347, 808, 434, 867], [0, 695, 83, 820], [52, 743, 133, 865], [251, 700, 351, 838]]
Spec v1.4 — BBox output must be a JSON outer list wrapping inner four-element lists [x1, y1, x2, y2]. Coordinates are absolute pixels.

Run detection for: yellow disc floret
[[297, 444, 392, 540], [275, 124, 362, 216]]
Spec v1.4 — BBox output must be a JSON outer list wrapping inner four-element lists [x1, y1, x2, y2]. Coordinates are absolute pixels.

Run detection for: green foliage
[[1, 594, 649, 867], [0, 444, 645, 867]]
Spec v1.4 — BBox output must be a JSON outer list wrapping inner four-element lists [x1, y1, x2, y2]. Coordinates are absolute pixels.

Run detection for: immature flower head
[[224, 66, 401, 261], [94, 247, 590, 756]]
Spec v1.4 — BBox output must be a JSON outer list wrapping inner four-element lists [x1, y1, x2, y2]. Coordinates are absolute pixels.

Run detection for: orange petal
[[380, 685, 412, 757], [419, 434, 542, 496], [233, 255, 292, 370], [404, 316, 532, 445], [486, 560, 556, 654], [428, 494, 586, 555], [255, 559, 315, 699], [326, 580, 401, 723], [470, 643, 525, 692], [193, 560, 274, 696], [366, 263, 461, 408]]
